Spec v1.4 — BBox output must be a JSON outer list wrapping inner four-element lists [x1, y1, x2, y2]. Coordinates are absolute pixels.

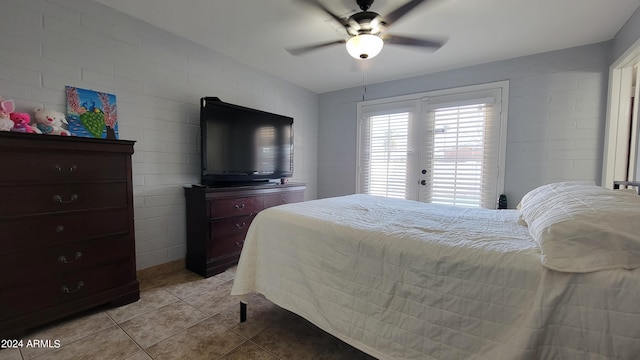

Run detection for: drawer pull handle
[[61, 281, 84, 294], [58, 252, 82, 264], [235, 222, 246, 230], [54, 164, 77, 173], [53, 194, 78, 204], [235, 241, 244, 248], [234, 203, 245, 210], [56, 225, 65, 233]]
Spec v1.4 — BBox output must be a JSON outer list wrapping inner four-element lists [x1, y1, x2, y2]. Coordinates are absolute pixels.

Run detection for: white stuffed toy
[[33, 108, 71, 136], [0, 98, 15, 131]]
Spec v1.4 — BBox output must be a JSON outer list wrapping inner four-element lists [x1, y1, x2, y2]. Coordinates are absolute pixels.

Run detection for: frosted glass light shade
[[346, 34, 384, 59]]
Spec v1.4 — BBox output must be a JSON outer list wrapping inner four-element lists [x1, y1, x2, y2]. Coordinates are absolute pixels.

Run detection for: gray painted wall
[[0, 0, 319, 269], [318, 42, 611, 205]]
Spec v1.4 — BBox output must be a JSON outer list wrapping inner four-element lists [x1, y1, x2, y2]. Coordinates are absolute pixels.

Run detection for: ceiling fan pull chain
[[362, 60, 367, 101]]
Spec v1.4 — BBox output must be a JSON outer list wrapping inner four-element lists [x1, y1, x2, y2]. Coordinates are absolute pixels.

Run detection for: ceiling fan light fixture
[[346, 34, 383, 59]]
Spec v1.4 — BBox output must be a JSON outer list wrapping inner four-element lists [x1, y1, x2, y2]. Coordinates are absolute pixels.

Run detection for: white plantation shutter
[[422, 95, 502, 208]]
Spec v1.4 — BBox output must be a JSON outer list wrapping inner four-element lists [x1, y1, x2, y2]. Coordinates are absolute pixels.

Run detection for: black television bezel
[[200, 97, 294, 186]]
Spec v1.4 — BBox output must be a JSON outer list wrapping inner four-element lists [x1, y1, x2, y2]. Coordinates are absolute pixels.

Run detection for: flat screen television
[[200, 97, 293, 186]]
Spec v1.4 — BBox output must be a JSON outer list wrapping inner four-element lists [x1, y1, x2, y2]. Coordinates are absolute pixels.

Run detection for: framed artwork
[[65, 86, 118, 139]]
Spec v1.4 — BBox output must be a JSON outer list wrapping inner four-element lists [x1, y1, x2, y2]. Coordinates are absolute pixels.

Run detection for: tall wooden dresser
[[0, 132, 140, 339]]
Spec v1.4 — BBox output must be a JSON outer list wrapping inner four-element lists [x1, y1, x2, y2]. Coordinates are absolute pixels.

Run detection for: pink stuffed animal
[[33, 108, 71, 136], [10, 112, 36, 133]]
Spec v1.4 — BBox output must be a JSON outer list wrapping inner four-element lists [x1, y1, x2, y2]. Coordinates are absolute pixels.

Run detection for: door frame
[[603, 38, 640, 188]]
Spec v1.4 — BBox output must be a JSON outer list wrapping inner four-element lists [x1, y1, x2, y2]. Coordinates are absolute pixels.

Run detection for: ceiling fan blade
[[384, 34, 444, 49], [286, 39, 347, 56], [297, 0, 351, 34], [384, 0, 430, 26]]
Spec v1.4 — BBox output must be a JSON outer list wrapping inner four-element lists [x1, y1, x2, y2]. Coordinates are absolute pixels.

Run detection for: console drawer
[[209, 196, 263, 219], [264, 190, 305, 208], [208, 214, 255, 255]]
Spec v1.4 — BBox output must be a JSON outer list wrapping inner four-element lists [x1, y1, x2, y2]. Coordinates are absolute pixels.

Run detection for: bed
[[230, 182, 640, 359]]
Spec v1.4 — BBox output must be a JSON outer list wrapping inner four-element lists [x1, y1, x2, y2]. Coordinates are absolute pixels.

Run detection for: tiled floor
[[0, 261, 375, 360]]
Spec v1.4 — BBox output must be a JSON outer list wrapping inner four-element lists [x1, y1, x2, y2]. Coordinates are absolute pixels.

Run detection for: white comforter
[[231, 194, 640, 360]]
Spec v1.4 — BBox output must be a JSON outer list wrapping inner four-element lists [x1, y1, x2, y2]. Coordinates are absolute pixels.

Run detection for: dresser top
[[0, 132, 135, 153]]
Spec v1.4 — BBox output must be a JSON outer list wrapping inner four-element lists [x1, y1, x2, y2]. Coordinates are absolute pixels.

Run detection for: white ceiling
[[94, 0, 640, 94]]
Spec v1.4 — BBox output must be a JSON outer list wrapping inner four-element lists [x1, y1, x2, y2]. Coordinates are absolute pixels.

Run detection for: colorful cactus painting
[[65, 86, 118, 139]]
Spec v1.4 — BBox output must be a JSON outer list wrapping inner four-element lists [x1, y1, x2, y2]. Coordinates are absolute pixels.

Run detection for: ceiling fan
[[288, 0, 445, 60]]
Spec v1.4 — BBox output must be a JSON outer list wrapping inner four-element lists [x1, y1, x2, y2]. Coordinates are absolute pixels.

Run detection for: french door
[[357, 83, 508, 208]]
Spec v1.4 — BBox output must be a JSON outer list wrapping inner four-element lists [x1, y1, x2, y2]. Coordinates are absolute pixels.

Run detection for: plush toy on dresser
[[33, 108, 71, 136], [9, 112, 38, 133], [0, 98, 15, 131]]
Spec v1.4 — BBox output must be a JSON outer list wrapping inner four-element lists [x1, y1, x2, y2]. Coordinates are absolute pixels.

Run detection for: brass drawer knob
[[58, 252, 83, 264], [53, 194, 78, 204], [234, 203, 245, 210], [54, 164, 77, 173], [61, 281, 84, 294]]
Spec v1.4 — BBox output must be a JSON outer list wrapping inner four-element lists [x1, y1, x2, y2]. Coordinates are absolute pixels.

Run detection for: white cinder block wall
[[317, 42, 610, 205], [0, 0, 319, 270]]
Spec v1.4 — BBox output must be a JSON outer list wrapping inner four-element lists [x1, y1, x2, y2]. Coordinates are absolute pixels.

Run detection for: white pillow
[[516, 181, 595, 226], [518, 182, 640, 272]]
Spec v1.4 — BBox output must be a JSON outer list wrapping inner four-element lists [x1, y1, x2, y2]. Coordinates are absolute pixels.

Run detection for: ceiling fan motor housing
[[349, 11, 383, 36]]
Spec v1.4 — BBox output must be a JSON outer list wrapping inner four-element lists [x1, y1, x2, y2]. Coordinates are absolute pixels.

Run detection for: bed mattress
[[231, 194, 640, 359]]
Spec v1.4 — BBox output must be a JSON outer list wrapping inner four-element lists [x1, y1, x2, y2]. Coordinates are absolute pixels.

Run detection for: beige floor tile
[[28, 326, 140, 360], [213, 267, 236, 283], [119, 301, 207, 348], [145, 316, 245, 360], [219, 341, 278, 360], [182, 281, 237, 316], [250, 314, 336, 360], [123, 351, 153, 360], [139, 268, 202, 291], [106, 288, 179, 324], [20, 311, 115, 359], [162, 275, 226, 300], [0, 348, 22, 360]]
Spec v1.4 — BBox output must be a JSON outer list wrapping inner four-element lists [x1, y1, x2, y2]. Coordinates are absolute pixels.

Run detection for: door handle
[[420, 180, 427, 186]]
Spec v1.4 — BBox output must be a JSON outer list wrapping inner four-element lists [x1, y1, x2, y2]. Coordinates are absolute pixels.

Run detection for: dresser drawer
[[0, 183, 128, 217], [0, 153, 127, 183], [209, 196, 263, 219], [0, 234, 132, 288], [208, 214, 255, 256], [264, 190, 304, 208], [0, 261, 133, 322], [0, 209, 130, 252]]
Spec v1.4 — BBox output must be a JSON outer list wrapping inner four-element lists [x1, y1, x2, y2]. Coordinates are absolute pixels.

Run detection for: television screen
[[200, 97, 293, 186]]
